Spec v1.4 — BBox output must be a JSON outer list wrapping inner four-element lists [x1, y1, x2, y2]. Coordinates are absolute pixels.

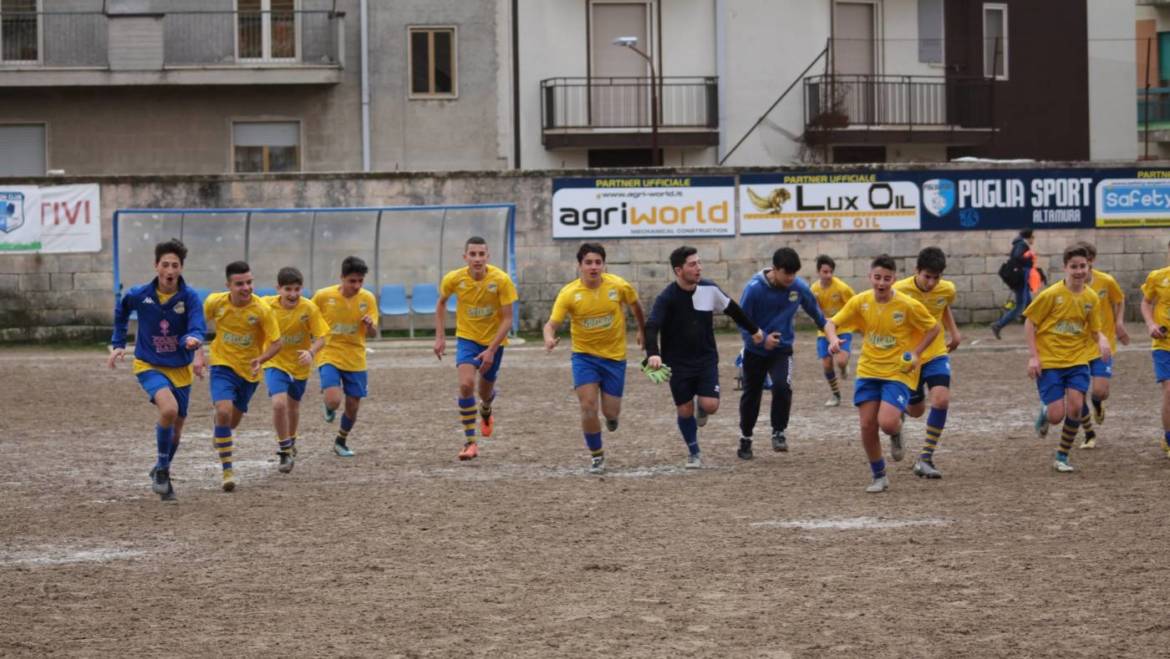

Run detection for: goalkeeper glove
[[641, 359, 671, 384]]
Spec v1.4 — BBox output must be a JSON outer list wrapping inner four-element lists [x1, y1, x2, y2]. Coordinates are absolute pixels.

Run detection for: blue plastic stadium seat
[[379, 284, 409, 316], [410, 283, 441, 339], [255, 287, 277, 298], [192, 287, 211, 302], [447, 294, 457, 313]]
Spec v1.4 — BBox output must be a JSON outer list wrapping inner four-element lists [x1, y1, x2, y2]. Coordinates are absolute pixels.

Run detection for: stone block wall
[[0, 166, 1166, 341]]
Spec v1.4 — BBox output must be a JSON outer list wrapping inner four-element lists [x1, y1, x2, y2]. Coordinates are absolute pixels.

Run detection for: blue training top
[[739, 268, 825, 356], [110, 276, 206, 368]]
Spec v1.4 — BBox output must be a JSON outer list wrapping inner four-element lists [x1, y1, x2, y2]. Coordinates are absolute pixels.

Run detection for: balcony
[[0, 10, 344, 87], [803, 74, 994, 146], [540, 77, 719, 149]]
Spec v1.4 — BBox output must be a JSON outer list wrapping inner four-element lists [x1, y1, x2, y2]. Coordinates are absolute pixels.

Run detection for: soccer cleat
[[888, 431, 905, 462], [333, 441, 355, 458], [991, 324, 1002, 340], [825, 394, 841, 407], [458, 442, 479, 461], [865, 475, 890, 493], [737, 437, 753, 460], [221, 469, 236, 492], [771, 430, 788, 453], [152, 468, 170, 495], [480, 413, 495, 438], [323, 403, 336, 424], [589, 455, 605, 474], [913, 459, 942, 479], [1034, 407, 1050, 438], [605, 417, 619, 432], [695, 400, 709, 427], [277, 451, 295, 473], [685, 453, 702, 469], [159, 481, 176, 502], [1092, 400, 1105, 425], [1080, 437, 1097, 450], [1053, 457, 1075, 473]]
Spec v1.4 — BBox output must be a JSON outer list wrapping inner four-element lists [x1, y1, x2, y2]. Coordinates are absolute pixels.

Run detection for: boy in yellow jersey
[[811, 254, 856, 407], [543, 242, 646, 475], [1071, 241, 1128, 449], [1023, 244, 1110, 474], [312, 256, 379, 458], [893, 247, 960, 479], [204, 261, 282, 492], [109, 239, 206, 502], [1139, 237, 1170, 459], [435, 236, 517, 461], [823, 254, 940, 493], [262, 267, 329, 473]]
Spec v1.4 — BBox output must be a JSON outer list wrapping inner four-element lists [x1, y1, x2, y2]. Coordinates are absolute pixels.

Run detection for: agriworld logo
[[552, 178, 736, 238]]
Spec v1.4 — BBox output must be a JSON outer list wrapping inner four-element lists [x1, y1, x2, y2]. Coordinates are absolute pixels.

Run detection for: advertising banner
[[741, 173, 920, 234], [552, 176, 736, 239], [0, 183, 101, 253], [1095, 172, 1170, 228]]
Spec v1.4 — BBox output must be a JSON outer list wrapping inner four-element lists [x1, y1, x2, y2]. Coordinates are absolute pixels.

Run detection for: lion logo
[[747, 187, 792, 213]]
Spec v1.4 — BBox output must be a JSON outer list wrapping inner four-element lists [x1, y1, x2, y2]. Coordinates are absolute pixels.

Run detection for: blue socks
[[584, 431, 603, 454], [1164, 430, 1170, 450], [869, 458, 886, 479], [677, 415, 699, 456], [155, 424, 174, 470]]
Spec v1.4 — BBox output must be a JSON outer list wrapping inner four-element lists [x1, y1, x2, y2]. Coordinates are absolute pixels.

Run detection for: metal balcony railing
[[1138, 88, 1170, 128], [804, 74, 994, 132], [541, 77, 718, 131], [0, 12, 108, 66]]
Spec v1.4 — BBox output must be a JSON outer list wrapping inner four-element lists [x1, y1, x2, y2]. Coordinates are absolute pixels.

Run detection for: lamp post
[[613, 36, 659, 166]]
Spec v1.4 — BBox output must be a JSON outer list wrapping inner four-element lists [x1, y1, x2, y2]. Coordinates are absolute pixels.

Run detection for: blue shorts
[[910, 355, 953, 405], [455, 337, 504, 383], [264, 367, 308, 401], [319, 364, 368, 399], [1155, 350, 1170, 383], [816, 333, 853, 360], [854, 377, 912, 412], [1089, 356, 1113, 379], [136, 369, 191, 418], [669, 365, 720, 406], [210, 365, 259, 413], [571, 352, 626, 398], [1036, 365, 1090, 405]]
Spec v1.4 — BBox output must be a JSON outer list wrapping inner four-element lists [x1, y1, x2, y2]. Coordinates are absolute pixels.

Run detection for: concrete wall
[[1, 165, 1167, 342]]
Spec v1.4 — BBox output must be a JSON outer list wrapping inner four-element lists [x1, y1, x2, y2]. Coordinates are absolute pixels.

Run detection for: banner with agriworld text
[[0, 183, 101, 253], [552, 176, 736, 239]]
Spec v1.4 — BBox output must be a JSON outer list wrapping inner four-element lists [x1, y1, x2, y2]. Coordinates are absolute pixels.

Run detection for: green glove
[[641, 359, 672, 384]]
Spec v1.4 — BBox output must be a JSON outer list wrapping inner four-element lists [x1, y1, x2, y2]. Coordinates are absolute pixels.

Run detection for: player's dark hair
[[1019, 229, 1034, 239], [772, 247, 801, 274], [870, 254, 897, 272], [577, 242, 606, 263], [225, 260, 250, 279], [815, 254, 835, 272], [670, 245, 698, 270], [1063, 244, 1090, 265], [341, 256, 369, 277], [916, 247, 947, 274], [277, 266, 304, 287], [465, 236, 487, 250], [155, 238, 187, 265], [1075, 240, 1097, 260]]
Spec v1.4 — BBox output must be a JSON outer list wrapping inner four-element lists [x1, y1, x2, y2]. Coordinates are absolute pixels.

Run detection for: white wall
[[882, 0, 943, 77], [1087, 0, 1137, 161]]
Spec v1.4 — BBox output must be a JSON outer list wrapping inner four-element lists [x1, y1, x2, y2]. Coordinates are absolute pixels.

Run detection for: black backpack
[[998, 258, 1025, 290]]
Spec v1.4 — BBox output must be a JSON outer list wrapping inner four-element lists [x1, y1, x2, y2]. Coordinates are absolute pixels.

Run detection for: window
[[982, 3, 1007, 79], [409, 27, 456, 97], [1, 0, 39, 63], [233, 121, 300, 173], [917, 0, 943, 65], [0, 124, 45, 176], [238, 0, 297, 62]]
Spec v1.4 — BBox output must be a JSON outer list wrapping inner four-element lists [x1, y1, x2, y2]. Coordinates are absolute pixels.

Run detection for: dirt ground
[[2, 322, 1169, 658]]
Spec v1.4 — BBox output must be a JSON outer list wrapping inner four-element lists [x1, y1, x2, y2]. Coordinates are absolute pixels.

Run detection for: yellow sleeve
[[1106, 277, 1123, 305], [362, 290, 379, 320], [308, 302, 330, 338], [550, 287, 571, 324], [259, 305, 281, 342], [907, 298, 938, 332], [841, 280, 856, 300], [1023, 290, 1050, 322], [499, 275, 518, 306], [830, 295, 861, 331], [1142, 272, 1158, 301], [620, 279, 639, 305], [203, 292, 216, 321], [439, 271, 458, 298], [1087, 296, 1103, 334]]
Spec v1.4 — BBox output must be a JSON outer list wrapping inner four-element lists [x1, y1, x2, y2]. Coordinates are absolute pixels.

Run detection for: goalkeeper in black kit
[[644, 246, 764, 468]]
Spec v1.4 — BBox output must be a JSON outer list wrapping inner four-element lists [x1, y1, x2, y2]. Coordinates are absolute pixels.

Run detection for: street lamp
[[612, 36, 660, 166]]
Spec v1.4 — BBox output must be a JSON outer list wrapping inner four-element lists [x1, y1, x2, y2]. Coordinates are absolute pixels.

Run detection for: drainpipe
[[360, 0, 371, 172], [714, 0, 726, 163]]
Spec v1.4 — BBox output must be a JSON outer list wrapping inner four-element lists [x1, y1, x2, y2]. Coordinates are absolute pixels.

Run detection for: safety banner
[[0, 183, 101, 253]]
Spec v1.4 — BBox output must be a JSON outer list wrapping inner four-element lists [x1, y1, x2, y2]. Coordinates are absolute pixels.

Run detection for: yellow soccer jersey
[[1023, 281, 1102, 369], [133, 287, 193, 387], [263, 295, 330, 380], [893, 276, 956, 363], [811, 276, 855, 337], [550, 273, 639, 362], [204, 292, 281, 383], [1087, 270, 1123, 353], [313, 285, 379, 371], [440, 264, 518, 346], [1141, 265, 1170, 351], [829, 289, 938, 389]]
